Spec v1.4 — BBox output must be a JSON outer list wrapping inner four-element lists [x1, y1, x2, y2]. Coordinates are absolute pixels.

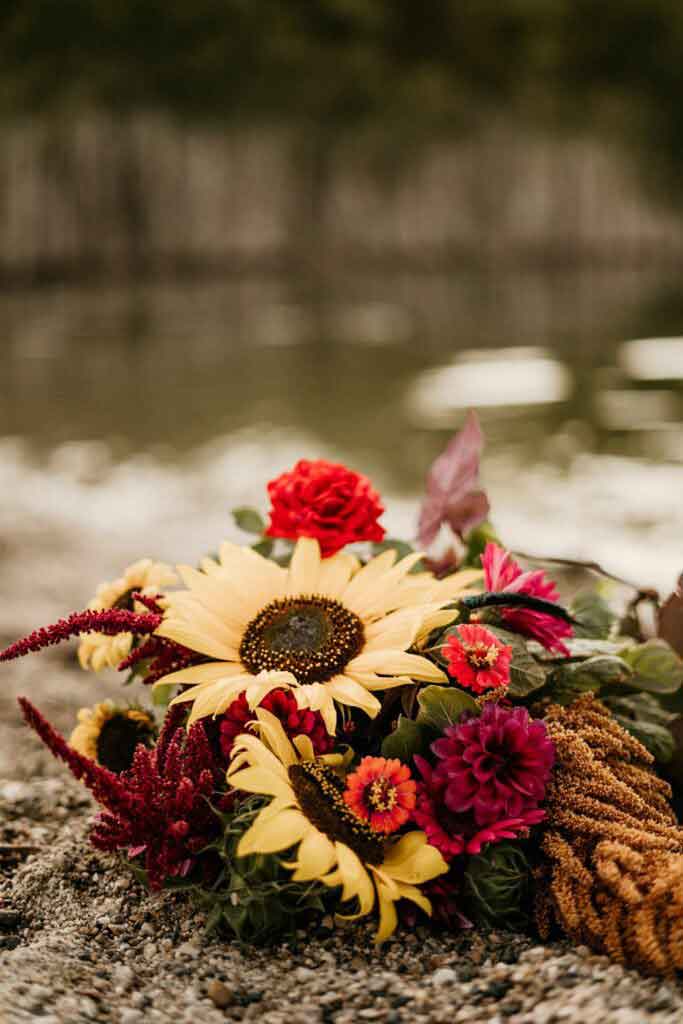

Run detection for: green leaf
[[547, 655, 634, 704], [484, 626, 547, 697], [602, 692, 677, 763], [570, 590, 616, 640], [251, 537, 275, 557], [381, 715, 429, 762], [232, 506, 266, 535], [619, 639, 683, 695], [462, 520, 500, 568], [416, 685, 478, 732]]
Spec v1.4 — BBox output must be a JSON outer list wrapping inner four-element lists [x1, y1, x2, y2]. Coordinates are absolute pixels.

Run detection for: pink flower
[[431, 702, 555, 826], [412, 756, 545, 860], [482, 543, 572, 654], [443, 623, 512, 693]]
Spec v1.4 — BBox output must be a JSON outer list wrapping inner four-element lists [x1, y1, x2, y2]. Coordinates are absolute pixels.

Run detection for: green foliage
[[570, 590, 617, 640], [416, 684, 479, 733], [546, 654, 634, 705], [199, 797, 327, 944], [601, 692, 677, 763], [462, 521, 500, 568], [464, 842, 532, 929], [484, 626, 548, 698], [232, 506, 266, 536], [618, 639, 683, 695], [381, 714, 428, 762]]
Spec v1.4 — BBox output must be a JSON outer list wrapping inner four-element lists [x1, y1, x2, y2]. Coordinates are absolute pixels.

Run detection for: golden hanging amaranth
[[536, 693, 683, 975]]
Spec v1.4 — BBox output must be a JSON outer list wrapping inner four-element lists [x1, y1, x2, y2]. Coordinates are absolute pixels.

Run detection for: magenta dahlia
[[482, 542, 572, 655], [218, 688, 334, 760], [431, 702, 555, 826], [412, 755, 546, 860]]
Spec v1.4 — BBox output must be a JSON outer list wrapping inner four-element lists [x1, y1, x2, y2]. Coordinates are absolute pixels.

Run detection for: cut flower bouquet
[[4, 412, 683, 975]]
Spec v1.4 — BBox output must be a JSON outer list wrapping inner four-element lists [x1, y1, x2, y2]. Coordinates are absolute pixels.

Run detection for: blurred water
[[1, 266, 683, 633]]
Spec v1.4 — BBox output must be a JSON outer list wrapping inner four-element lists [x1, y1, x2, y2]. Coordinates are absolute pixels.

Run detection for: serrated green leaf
[[619, 639, 683, 695], [381, 715, 428, 762], [571, 590, 616, 640], [484, 625, 547, 697], [232, 506, 266, 535], [416, 685, 478, 732]]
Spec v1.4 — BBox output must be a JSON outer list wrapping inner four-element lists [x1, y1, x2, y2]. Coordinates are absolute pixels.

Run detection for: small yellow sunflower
[[78, 559, 177, 672], [70, 701, 156, 773], [153, 537, 480, 732], [227, 708, 448, 942]]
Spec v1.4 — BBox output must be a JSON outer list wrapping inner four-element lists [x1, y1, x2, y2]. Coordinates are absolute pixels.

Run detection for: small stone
[[207, 979, 234, 1009], [295, 966, 315, 982]]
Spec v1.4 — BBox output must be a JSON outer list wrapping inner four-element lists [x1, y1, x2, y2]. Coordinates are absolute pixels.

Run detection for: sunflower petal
[[347, 650, 447, 682], [325, 676, 382, 718], [237, 807, 309, 856], [287, 537, 322, 595], [287, 829, 337, 881]]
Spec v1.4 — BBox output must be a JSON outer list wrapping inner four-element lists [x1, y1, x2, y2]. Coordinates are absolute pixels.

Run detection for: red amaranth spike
[[117, 636, 160, 672], [0, 609, 162, 663], [17, 697, 138, 816]]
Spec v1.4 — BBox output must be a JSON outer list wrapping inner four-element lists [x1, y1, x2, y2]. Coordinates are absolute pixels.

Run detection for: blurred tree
[[1, 1, 683, 189]]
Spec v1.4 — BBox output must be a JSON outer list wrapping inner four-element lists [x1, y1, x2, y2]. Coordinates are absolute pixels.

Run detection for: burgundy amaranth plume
[[0, 609, 162, 663], [18, 697, 136, 815], [116, 634, 202, 685]]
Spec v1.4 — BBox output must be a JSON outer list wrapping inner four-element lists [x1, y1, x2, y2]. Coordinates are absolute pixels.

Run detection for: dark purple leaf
[[658, 572, 683, 657], [418, 410, 489, 547]]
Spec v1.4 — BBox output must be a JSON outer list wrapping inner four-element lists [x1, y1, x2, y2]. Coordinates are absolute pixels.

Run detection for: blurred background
[[2, 1, 683, 651]]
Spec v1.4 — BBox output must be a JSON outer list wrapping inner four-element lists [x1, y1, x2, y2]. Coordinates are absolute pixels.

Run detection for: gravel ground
[[2, 661, 683, 1024]]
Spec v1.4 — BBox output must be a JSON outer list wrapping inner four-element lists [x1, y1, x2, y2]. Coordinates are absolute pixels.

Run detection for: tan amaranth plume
[[536, 693, 683, 975]]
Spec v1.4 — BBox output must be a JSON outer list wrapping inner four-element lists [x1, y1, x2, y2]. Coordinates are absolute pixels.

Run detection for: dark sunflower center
[[289, 761, 384, 865], [96, 713, 154, 774], [240, 595, 364, 684]]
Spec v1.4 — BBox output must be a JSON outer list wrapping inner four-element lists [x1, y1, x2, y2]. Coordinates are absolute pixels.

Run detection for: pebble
[[207, 979, 234, 1008], [432, 967, 458, 986]]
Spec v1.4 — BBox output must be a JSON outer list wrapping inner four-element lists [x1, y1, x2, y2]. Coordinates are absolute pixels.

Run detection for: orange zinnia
[[344, 756, 417, 834]]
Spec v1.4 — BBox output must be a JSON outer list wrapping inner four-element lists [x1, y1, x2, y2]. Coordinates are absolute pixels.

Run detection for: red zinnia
[[482, 542, 572, 655], [266, 459, 385, 557], [218, 688, 334, 761], [412, 755, 546, 860], [344, 756, 417, 834], [443, 623, 512, 693], [431, 702, 555, 826]]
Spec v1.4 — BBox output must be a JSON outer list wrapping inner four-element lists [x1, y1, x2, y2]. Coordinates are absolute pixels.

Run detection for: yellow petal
[[175, 565, 250, 635], [287, 537, 322, 595], [374, 880, 399, 944], [153, 661, 247, 690], [293, 735, 316, 761], [227, 765, 294, 801], [415, 608, 459, 646], [347, 650, 446, 682], [363, 609, 422, 652], [228, 731, 292, 780], [237, 807, 309, 856], [434, 568, 483, 599], [381, 831, 448, 885], [325, 676, 382, 718], [245, 671, 297, 708], [346, 672, 414, 692], [331, 843, 376, 915], [315, 553, 358, 598], [253, 707, 299, 767], [286, 829, 337, 881], [156, 619, 239, 662]]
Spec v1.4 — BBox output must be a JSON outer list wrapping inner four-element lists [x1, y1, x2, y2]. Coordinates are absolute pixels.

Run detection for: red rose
[[266, 459, 385, 557]]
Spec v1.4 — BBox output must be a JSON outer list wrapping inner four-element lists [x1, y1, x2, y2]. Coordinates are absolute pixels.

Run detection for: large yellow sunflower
[[79, 558, 178, 671], [153, 537, 480, 731], [227, 708, 447, 942]]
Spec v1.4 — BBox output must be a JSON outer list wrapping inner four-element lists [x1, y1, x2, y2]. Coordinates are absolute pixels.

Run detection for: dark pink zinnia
[[218, 688, 334, 760], [412, 755, 545, 860], [482, 542, 572, 655], [431, 702, 555, 827], [443, 623, 512, 694]]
